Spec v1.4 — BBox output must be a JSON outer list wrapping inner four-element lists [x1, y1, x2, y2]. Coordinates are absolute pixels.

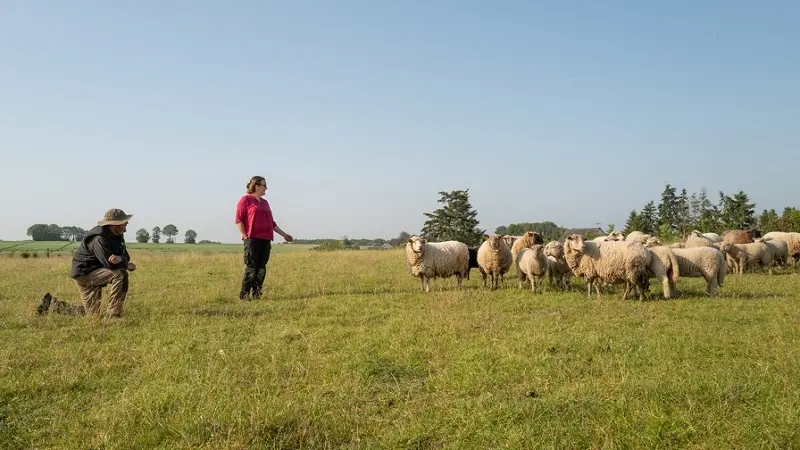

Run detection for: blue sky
[[2, 1, 798, 243]]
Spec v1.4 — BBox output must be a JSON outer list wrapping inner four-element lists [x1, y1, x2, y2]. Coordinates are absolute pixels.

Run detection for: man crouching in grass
[[38, 208, 136, 318]]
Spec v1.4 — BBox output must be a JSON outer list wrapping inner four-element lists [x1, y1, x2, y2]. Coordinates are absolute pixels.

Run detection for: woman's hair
[[246, 176, 266, 194]]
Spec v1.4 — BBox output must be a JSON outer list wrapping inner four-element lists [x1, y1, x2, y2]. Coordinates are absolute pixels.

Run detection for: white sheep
[[477, 234, 513, 289], [591, 231, 624, 243], [670, 247, 727, 297], [756, 237, 789, 267], [405, 236, 470, 292], [685, 231, 714, 248], [643, 239, 680, 300], [515, 244, 549, 293], [510, 231, 543, 263], [563, 234, 652, 301], [691, 230, 721, 243], [716, 241, 775, 275], [624, 231, 652, 244], [761, 232, 800, 265], [544, 240, 572, 290]]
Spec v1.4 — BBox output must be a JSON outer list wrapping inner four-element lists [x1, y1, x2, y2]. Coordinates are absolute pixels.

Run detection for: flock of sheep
[[404, 229, 800, 300]]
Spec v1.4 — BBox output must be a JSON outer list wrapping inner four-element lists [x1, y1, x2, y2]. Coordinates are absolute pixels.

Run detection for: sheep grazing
[[670, 247, 727, 297], [563, 234, 651, 301], [515, 244, 549, 293], [405, 236, 470, 292], [716, 240, 775, 275], [477, 234, 513, 289], [643, 240, 680, 299], [624, 231, 652, 244], [544, 240, 572, 290]]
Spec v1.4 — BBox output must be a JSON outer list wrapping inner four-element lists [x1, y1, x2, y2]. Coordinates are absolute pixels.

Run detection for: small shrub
[[20, 251, 30, 259], [32, 252, 38, 258]]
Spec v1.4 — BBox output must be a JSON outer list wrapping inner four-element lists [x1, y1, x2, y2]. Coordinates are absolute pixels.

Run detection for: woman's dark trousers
[[240, 238, 271, 299]]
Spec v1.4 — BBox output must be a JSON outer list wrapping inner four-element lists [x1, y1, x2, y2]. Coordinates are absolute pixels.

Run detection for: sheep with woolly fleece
[[510, 232, 543, 269], [670, 246, 727, 297], [716, 240, 775, 275], [405, 236, 470, 292], [592, 231, 625, 243], [755, 237, 789, 267], [624, 231, 652, 244], [722, 229, 756, 244], [477, 234, 513, 289], [563, 234, 651, 301], [690, 230, 721, 243], [544, 240, 572, 290], [515, 244, 549, 293], [762, 232, 800, 265], [502, 235, 517, 249], [685, 232, 714, 248], [642, 239, 680, 299]]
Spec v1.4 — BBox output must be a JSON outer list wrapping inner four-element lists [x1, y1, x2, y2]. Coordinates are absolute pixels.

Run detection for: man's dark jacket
[[70, 225, 131, 278]]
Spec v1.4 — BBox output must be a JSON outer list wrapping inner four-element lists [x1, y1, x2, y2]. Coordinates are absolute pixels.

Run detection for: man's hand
[[109, 255, 123, 264], [127, 262, 136, 272], [283, 233, 294, 243], [241, 234, 248, 241]]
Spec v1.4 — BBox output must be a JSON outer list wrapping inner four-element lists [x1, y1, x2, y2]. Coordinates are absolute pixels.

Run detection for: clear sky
[[2, 1, 798, 243]]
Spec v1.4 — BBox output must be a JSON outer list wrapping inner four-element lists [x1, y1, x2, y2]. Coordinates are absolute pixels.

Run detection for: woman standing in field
[[235, 176, 294, 300]]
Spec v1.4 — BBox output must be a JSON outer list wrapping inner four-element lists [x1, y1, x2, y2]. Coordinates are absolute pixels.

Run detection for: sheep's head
[[544, 241, 564, 258], [532, 232, 544, 245], [484, 234, 505, 250], [502, 235, 516, 248], [564, 234, 585, 254], [644, 237, 662, 248], [690, 230, 703, 238], [715, 241, 731, 252], [407, 236, 426, 253], [608, 231, 625, 241], [530, 244, 544, 257]]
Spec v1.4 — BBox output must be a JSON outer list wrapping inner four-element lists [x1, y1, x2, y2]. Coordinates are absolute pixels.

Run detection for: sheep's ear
[[483, 234, 490, 240]]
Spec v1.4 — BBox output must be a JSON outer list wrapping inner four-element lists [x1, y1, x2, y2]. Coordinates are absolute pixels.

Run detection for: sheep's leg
[[528, 274, 536, 292], [707, 278, 718, 297], [594, 280, 602, 300], [661, 277, 671, 300], [424, 277, 431, 292], [457, 274, 463, 289], [419, 277, 426, 292]]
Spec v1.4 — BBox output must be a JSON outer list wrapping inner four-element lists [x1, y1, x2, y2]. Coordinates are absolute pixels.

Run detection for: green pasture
[[1, 249, 799, 448]]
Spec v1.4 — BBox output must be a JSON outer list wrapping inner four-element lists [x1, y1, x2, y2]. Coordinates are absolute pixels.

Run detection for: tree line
[[414, 185, 800, 248], [25, 223, 200, 244], [26, 224, 88, 241], [135, 226, 199, 244], [622, 184, 800, 241]]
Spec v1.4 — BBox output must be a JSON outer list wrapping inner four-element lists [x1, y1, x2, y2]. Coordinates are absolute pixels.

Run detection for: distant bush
[[32, 252, 38, 258], [21, 251, 30, 258], [311, 240, 345, 252]]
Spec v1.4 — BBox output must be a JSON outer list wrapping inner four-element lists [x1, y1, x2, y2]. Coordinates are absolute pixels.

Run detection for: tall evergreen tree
[[640, 201, 658, 234], [624, 210, 646, 234], [420, 189, 484, 246], [718, 190, 756, 230], [757, 209, 780, 233], [657, 184, 679, 235]]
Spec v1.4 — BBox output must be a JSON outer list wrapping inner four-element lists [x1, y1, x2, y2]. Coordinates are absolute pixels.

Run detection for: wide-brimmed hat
[[97, 208, 133, 226]]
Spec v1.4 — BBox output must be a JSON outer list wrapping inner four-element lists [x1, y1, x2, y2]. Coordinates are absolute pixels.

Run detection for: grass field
[[0, 240, 316, 254], [2, 248, 800, 449]]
